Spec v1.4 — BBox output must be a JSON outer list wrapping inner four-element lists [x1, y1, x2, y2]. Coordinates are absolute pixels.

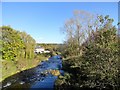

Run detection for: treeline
[[0, 26, 48, 81], [55, 10, 120, 90], [0, 26, 36, 61]]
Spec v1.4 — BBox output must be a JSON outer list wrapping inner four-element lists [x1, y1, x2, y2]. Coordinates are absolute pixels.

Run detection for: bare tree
[[62, 10, 96, 56]]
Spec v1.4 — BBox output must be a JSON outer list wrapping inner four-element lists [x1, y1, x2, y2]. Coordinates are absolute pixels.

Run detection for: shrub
[[55, 19, 119, 90]]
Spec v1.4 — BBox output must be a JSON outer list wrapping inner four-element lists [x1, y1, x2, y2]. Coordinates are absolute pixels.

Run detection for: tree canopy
[[0, 26, 36, 61], [55, 10, 119, 90]]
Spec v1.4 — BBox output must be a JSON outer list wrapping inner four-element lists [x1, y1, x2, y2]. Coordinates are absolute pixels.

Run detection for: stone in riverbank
[[50, 70, 60, 76]]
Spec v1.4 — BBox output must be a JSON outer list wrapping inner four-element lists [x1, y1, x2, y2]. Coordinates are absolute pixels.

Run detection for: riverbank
[[1, 55, 63, 90], [1, 54, 49, 82]]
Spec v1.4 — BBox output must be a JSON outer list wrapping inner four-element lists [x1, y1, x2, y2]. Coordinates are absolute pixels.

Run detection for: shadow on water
[[1, 55, 64, 90]]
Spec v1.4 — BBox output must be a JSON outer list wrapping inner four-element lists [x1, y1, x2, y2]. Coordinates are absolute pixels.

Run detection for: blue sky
[[2, 2, 118, 43]]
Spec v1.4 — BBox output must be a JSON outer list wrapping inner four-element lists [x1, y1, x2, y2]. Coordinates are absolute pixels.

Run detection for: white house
[[34, 46, 50, 54], [34, 46, 44, 54]]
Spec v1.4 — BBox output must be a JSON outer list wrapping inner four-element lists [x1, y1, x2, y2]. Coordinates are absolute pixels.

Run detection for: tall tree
[[1, 26, 24, 61], [62, 10, 96, 56], [19, 31, 36, 59]]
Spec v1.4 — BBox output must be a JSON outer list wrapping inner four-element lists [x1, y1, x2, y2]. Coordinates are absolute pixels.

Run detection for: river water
[[1, 55, 64, 90]]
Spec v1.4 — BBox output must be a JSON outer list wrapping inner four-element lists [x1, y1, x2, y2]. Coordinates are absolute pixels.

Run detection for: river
[[1, 55, 64, 90]]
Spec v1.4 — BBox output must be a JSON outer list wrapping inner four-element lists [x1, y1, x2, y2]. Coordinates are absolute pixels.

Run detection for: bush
[[80, 27, 119, 89], [55, 22, 119, 90]]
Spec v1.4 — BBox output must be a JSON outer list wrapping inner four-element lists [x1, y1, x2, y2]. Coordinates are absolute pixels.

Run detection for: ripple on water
[[19, 81, 25, 84], [3, 82, 11, 88]]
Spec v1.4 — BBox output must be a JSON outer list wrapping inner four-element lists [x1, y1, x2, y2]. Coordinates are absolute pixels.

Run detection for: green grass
[[1, 60, 17, 82]]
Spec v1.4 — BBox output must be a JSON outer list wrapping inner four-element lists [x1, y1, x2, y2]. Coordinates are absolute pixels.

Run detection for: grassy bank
[[1, 54, 48, 82]]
